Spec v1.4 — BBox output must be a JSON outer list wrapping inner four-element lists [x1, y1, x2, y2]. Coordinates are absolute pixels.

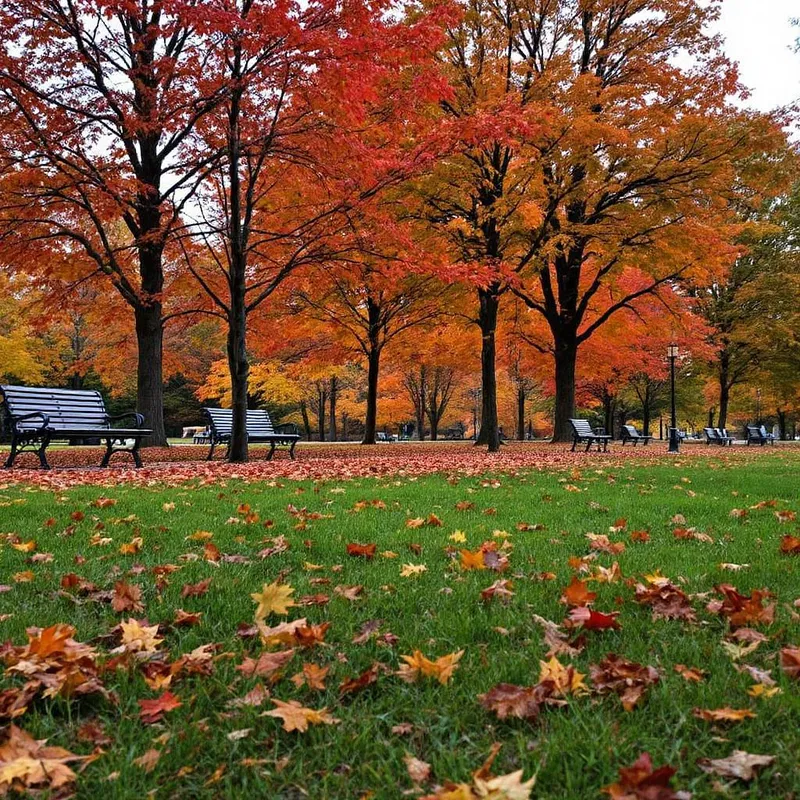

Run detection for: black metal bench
[[568, 418, 611, 452], [203, 408, 300, 461], [444, 422, 466, 440], [0, 385, 150, 469], [746, 424, 775, 446], [704, 427, 734, 446], [620, 424, 653, 446]]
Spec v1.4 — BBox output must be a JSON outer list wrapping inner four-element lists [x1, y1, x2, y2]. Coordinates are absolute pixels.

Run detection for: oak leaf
[[697, 750, 774, 781]]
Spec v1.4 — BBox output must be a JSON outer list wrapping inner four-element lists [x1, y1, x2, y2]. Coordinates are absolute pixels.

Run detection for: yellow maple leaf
[[119, 619, 163, 654], [264, 699, 339, 732], [538, 657, 588, 697], [474, 770, 536, 799], [400, 563, 427, 578], [397, 650, 464, 685], [459, 549, 486, 571], [251, 582, 296, 621], [747, 683, 781, 698], [302, 562, 324, 571], [449, 531, 467, 543]]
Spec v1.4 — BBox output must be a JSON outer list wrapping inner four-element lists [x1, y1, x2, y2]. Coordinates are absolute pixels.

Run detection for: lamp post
[[667, 343, 680, 453], [756, 388, 761, 425]]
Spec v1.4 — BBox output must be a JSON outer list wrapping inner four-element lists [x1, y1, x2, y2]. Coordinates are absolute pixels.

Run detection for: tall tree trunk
[[134, 302, 166, 446], [363, 347, 380, 444], [417, 366, 426, 440], [778, 409, 786, 440], [603, 394, 614, 439], [707, 408, 715, 428], [642, 388, 651, 436], [552, 336, 577, 442], [329, 376, 338, 442], [475, 287, 501, 451], [718, 351, 731, 429], [517, 386, 525, 440], [300, 400, 312, 440], [226, 297, 249, 463], [317, 385, 327, 442], [429, 411, 439, 440]]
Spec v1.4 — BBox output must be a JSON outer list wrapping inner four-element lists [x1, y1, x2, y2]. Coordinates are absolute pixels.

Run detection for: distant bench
[[620, 424, 653, 446], [1, 385, 150, 469], [746, 424, 775, 446], [203, 407, 300, 461], [569, 418, 611, 452]]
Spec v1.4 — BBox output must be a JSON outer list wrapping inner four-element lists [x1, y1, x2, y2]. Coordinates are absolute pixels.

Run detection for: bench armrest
[[275, 423, 299, 436], [107, 411, 145, 428], [11, 411, 50, 430]]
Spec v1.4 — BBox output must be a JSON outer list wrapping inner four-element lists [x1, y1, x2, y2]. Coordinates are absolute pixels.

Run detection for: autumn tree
[[0, 0, 236, 444], [422, 0, 789, 446], [290, 258, 444, 444], [180, 0, 447, 460]]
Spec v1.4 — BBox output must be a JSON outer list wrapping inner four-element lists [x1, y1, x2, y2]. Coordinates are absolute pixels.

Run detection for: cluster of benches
[[0, 385, 299, 469], [0, 385, 783, 469]]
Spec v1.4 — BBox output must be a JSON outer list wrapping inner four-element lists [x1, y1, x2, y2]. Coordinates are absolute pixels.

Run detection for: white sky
[[716, 0, 799, 111]]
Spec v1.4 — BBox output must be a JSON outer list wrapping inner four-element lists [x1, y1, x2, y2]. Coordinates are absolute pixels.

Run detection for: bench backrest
[[204, 407, 275, 437], [1, 385, 109, 432], [704, 427, 719, 440], [569, 419, 595, 436], [622, 425, 639, 438]]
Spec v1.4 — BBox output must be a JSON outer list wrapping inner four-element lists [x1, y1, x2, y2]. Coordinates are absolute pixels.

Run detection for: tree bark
[[134, 302, 166, 446], [317, 384, 327, 442], [475, 287, 501, 452], [226, 297, 249, 463], [417, 367, 426, 440], [363, 347, 380, 444], [778, 409, 786, 440], [602, 394, 614, 439], [642, 387, 651, 437], [517, 386, 525, 440], [552, 337, 578, 442], [329, 376, 338, 442], [718, 351, 731, 429], [300, 400, 312, 440]]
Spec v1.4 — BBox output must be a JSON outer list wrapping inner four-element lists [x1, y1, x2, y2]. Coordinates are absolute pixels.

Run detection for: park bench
[[0, 385, 150, 469], [746, 424, 775, 446], [620, 424, 653, 446], [444, 422, 466, 440], [704, 427, 734, 446], [203, 407, 300, 461], [569, 418, 612, 452]]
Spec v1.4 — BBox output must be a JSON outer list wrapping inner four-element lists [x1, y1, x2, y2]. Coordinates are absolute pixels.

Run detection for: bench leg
[[289, 441, 296, 460], [37, 436, 51, 470], [206, 440, 216, 461], [267, 443, 276, 461], [4, 437, 19, 469], [571, 438, 577, 452], [131, 439, 143, 468], [585, 440, 591, 453], [100, 439, 113, 467]]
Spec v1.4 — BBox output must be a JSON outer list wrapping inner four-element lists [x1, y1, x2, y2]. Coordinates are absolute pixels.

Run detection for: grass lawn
[[0, 451, 798, 798]]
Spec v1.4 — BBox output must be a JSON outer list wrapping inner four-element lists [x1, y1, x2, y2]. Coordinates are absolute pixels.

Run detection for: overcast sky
[[716, 0, 798, 111]]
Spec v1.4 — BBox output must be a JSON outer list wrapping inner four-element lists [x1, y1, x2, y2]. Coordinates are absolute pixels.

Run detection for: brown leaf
[[111, 581, 143, 613], [237, 649, 295, 678], [138, 691, 182, 724], [697, 750, 775, 781], [603, 752, 682, 800]]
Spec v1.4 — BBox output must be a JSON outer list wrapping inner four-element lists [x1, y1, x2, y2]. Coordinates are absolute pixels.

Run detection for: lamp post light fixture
[[667, 343, 680, 453]]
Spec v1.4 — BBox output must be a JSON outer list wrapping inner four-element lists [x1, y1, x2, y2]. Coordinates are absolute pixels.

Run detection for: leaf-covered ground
[[0, 448, 799, 798]]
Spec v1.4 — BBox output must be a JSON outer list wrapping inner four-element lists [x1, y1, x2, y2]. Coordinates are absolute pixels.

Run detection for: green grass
[[0, 454, 799, 798]]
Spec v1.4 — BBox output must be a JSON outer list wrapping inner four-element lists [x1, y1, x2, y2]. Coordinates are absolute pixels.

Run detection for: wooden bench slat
[[1, 385, 150, 470], [202, 407, 299, 461]]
